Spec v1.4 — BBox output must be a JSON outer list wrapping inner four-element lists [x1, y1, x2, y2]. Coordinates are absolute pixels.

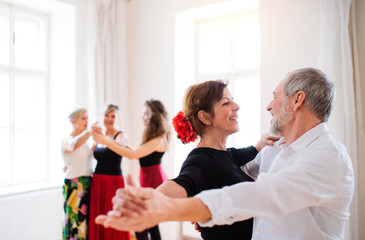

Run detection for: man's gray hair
[[283, 68, 335, 122]]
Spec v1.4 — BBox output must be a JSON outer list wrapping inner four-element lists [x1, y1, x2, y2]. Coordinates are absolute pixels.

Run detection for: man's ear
[[198, 110, 212, 125], [293, 91, 305, 111]]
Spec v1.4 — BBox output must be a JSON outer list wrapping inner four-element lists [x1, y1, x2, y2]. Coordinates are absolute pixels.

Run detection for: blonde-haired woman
[[92, 99, 170, 240], [61, 108, 93, 240], [88, 104, 130, 240]]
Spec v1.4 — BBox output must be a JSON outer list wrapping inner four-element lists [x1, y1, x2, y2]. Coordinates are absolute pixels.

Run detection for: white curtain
[[260, 0, 357, 239], [317, 1, 358, 239], [75, 0, 129, 129], [317, 1, 355, 142], [74, 0, 135, 176], [94, 0, 129, 131]]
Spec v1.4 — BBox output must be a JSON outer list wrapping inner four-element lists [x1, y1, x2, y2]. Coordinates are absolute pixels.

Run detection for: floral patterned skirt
[[63, 176, 92, 240]]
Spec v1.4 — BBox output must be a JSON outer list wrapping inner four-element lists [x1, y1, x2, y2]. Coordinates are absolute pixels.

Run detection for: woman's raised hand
[[255, 133, 280, 152]]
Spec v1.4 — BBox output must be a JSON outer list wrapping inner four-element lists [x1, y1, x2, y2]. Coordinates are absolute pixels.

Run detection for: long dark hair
[[142, 99, 171, 147]]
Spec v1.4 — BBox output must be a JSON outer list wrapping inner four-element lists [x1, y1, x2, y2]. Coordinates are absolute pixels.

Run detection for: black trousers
[[135, 225, 161, 240]]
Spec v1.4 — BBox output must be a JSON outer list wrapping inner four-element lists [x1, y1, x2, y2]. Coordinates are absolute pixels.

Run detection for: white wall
[[259, 1, 323, 132]]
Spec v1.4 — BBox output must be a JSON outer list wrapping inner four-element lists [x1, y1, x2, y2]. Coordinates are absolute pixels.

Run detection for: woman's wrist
[[254, 140, 264, 152]]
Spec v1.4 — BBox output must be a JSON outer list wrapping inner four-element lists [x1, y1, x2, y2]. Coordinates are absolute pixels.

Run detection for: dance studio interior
[[0, 0, 364, 239]]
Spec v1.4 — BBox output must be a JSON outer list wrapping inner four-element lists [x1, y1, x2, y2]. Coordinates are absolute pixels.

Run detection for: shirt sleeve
[[61, 136, 76, 153], [172, 156, 208, 197], [196, 144, 351, 227], [242, 152, 261, 180], [230, 146, 258, 167]]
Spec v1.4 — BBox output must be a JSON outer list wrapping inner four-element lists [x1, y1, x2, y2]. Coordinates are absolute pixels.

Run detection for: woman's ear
[[198, 110, 212, 126]]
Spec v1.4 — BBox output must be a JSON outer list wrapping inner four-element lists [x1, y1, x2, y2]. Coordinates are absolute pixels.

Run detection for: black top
[[139, 151, 165, 167], [93, 132, 123, 175], [172, 146, 258, 240]]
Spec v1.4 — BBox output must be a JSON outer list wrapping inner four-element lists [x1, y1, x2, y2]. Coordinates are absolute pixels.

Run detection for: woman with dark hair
[[92, 99, 171, 240], [95, 80, 277, 240], [88, 104, 130, 240], [159, 80, 261, 240]]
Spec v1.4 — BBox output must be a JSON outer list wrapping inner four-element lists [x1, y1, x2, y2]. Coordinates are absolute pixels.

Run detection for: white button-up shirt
[[196, 123, 354, 240]]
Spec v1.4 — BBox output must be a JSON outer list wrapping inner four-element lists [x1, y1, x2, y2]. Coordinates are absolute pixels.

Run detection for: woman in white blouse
[[61, 108, 93, 240]]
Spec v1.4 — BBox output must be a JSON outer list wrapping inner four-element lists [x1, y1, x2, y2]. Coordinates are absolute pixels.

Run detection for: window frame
[[0, 2, 50, 190]]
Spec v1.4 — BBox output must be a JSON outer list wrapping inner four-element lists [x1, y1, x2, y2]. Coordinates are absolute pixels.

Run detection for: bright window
[[14, 12, 47, 70], [0, 4, 49, 188], [196, 11, 261, 148]]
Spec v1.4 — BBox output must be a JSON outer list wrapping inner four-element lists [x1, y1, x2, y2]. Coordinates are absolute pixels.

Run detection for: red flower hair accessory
[[172, 111, 197, 144]]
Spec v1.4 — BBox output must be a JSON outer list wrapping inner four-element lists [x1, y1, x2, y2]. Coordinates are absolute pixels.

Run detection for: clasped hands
[[90, 122, 107, 144], [94, 133, 279, 232], [95, 174, 170, 232]]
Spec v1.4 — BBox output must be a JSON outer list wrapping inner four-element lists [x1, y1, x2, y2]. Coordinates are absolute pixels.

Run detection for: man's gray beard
[[269, 102, 293, 137], [269, 116, 282, 137]]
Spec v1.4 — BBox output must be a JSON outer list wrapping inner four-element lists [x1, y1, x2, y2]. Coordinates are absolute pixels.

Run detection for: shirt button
[[281, 154, 285, 159], [256, 228, 259, 232]]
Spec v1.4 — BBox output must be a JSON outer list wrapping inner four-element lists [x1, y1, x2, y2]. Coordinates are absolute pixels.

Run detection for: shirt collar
[[276, 137, 286, 146], [288, 122, 328, 152]]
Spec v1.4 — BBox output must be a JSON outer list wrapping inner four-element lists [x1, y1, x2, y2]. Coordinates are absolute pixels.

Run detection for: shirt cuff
[[195, 187, 236, 227]]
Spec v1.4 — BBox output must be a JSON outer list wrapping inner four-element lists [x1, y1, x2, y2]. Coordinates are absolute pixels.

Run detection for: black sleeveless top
[[93, 131, 123, 175], [173, 146, 258, 240], [139, 151, 164, 167]]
